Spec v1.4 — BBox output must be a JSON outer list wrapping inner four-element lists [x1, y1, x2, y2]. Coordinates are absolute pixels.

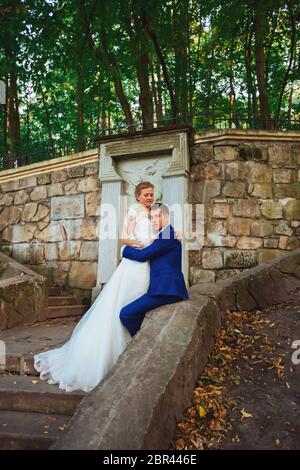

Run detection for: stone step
[[48, 295, 78, 307], [47, 305, 87, 319], [0, 409, 70, 450], [48, 286, 66, 296], [0, 375, 85, 415]]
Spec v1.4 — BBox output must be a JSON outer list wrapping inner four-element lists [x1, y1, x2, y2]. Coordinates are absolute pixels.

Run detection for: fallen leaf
[[240, 408, 253, 420]]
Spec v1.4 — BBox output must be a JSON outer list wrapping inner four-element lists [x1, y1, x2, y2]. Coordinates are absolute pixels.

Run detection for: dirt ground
[[171, 288, 300, 450]]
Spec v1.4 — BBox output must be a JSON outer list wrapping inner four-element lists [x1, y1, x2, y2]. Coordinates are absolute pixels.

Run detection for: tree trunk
[[254, 0, 272, 129], [140, 9, 178, 122], [76, 68, 86, 151], [276, 1, 296, 122], [173, 0, 189, 120], [244, 25, 257, 126], [80, 0, 134, 130]]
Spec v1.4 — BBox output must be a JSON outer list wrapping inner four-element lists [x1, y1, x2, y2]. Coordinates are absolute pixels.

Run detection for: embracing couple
[[34, 181, 189, 393]]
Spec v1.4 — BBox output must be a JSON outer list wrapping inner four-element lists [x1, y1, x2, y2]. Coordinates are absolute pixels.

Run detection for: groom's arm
[[122, 238, 175, 262]]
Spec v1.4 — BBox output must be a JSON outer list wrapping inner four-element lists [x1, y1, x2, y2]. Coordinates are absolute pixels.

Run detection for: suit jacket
[[122, 224, 189, 300]]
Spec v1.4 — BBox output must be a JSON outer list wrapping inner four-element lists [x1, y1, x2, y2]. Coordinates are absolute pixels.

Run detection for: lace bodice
[[122, 203, 154, 245]]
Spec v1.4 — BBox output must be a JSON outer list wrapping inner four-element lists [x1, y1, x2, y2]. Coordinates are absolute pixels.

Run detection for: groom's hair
[[150, 202, 169, 216]]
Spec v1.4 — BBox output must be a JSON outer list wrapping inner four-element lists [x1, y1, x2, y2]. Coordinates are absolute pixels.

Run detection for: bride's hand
[[175, 229, 183, 240], [133, 241, 145, 248]]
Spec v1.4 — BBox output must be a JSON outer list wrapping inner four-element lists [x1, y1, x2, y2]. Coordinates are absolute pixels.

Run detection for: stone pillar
[[161, 133, 190, 284]]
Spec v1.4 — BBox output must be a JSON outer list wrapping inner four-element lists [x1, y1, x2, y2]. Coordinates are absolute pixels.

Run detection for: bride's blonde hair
[[134, 181, 154, 201]]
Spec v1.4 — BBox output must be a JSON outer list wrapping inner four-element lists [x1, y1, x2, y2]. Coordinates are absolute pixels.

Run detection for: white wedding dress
[[34, 203, 153, 392]]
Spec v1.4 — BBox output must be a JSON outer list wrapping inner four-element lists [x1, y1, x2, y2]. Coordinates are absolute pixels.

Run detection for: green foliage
[[0, 0, 299, 166]]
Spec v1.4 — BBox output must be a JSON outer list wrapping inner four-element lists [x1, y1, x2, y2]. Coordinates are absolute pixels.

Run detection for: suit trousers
[[119, 293, 180, 337]]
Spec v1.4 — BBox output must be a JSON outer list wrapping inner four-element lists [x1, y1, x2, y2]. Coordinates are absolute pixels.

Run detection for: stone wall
[[189, 130, 300, 285], [0, 149, 100, 303], [1, 131, 300, 299]]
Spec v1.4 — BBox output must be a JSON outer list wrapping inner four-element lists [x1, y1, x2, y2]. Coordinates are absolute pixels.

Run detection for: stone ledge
[[194, 129, 300, 144], [0, 252, 48, 330], [52, 248, 300, 450], [0, 148, 98, 183]]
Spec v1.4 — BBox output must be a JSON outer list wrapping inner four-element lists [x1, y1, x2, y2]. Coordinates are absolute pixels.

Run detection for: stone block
[[85, 192, 100, 217], [37, 173, 51, 185], [0, 206, 22, 225], [62, 218, 98, 240], [212, 202, 230, 219], [189, 267, 215, 285], [274, 183, 300, 199], [35, 221, 65, 242], [51, 195, 85, 220], [2, 224, 36, 243], [225, 161, 249, 180], [31, 243, 45, 264], [258, 249, 285, 264], [236, 236, 263, 249], [32, 204, 49, 222], [68, 166, 85, 178], [214, 145, 238, 161], [78, 176, 100, 193], [207, 219, 227, 235], [238, 144, 268, 162], [0, 193, 14, 206], [227, 217, 253, 236], [47, 183, 64, 197], [250, 184, 273, 198], [274, 221, 293, 236], [247, 163, 272, 183], [12, 244, 31, 264], [285, 200, 300, 220], [190, 144, 213, 163], [18, 176, 37, 190], [51, 170, 68, 183], [14, 189, 30, 205], [268, 144, 294, 167], [85, 162, 99, 176], [30, 185, 48, 201], [250, 220, 273, 237], [205, 235, 237, 247], [196, 163, 222, 181], [190, 181, 221, 202], [21, 202, 38, 222], [260, 200, 283, 219], [223, 181, 246, 197], [58, 241, 82, 260], [79, 241, 98, 261], [232, 199, 260, 218], [224, 250, 258, 269], [202, 249, 223, 269], [44, 243, 58, 261], [69, 261, 97, 289], [64, 180, 79, 195], [273, 168, 294, 183], [263, 238, 279, 248]]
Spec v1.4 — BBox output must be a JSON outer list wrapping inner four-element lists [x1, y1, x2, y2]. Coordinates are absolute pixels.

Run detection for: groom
[[119, 202, 189, 337]]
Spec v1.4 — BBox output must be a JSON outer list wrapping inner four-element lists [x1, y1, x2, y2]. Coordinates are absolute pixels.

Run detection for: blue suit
[[119, 224, 189, 336]]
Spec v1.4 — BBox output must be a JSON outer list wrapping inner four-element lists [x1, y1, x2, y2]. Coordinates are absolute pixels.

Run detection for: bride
[[34, 181, 156, 393]]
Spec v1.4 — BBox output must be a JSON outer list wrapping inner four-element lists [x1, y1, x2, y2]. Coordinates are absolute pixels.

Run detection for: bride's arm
[[121, 214, 144, 248]]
